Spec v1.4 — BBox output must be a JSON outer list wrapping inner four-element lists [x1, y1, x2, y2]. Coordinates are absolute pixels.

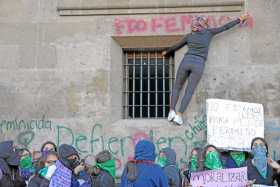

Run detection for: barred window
[[123, 50, 175, 119]]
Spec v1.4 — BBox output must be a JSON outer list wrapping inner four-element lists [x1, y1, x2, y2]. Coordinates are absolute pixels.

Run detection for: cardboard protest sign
[[207, 99, 264, 151], [190, 167, 247, 187]]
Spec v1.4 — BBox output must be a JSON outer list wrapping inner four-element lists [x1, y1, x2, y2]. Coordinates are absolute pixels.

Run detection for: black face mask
[[68, 158, 80, 170]]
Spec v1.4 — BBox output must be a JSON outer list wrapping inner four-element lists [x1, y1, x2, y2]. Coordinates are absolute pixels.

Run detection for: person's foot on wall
[[173, 115, 183, 126], [167, 110, 176, 122]]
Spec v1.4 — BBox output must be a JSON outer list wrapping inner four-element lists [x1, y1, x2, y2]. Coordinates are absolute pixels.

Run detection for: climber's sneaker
[[173, 115, 183, 126], [167, 110, 176, 122]]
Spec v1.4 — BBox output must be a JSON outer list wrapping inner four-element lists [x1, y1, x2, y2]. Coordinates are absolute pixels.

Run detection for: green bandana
[[96, 159, 116, 178], [156, 156, 167, 168], [20, 156, 33, 169], [204, 151, 223, 170], [230, 151, 245, 167], [39, 167, 48, 177], [38, 164, 57, 180], [190, 155, 198, 172]]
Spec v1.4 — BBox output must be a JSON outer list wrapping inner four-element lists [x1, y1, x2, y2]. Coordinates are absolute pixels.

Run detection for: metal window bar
[[124, 51, 173, 119], [133, 52, 136, 118], [140, 52, 143, 118], [148, 52, 150, 118], [124, 53, 128, 119], [155, 52, 158, 118], [163, 56, 165, 117]]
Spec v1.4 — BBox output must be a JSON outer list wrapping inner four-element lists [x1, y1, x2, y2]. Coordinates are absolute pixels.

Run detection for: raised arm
[[209, 14, 249, 35], [162, 34, 189, 56]]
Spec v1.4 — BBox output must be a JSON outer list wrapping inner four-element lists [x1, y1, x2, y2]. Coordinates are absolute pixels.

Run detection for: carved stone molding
[[57, 0, 244, 16]]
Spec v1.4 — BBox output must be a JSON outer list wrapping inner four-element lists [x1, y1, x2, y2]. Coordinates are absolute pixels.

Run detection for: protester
[[202, 145, 223, 170], [163, 14, 249, 125], [271, 160, 280, 186], [28, 151, 58, 187], [157, 148, 182, 187], [223, 150, 248, 169], [188, 147, 204, 173], [0, 140, 26, 187], [53, 144, 92, 187], [32, 151, 43, 168], [246, 137, 276, 185], [82, 154, 96, 185], [40, 141, 57, 155], [120, 139, 169, 187], [91, 150, 115, 187], [19, 148, 35, 183], [181, 147, 204, 187]]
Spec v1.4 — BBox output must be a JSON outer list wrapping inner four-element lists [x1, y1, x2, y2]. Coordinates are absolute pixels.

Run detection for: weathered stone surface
[[0, 0, 279, 176]]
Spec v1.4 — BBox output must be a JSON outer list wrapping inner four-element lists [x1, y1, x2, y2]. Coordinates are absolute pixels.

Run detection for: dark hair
[[203, 144, 219, 155], [95, 150, 111, 163], [189, 147, 204, 171], [202, 145, 222, 169], [250, 137, 269, 156], [40, 141, 57, 152], [203, 145, 221, 160], [34, 151, 58, 176], [17, 148, 31, 157]]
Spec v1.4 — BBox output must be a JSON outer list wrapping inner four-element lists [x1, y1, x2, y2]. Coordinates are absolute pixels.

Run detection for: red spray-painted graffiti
[[114, 14, 254, 35]]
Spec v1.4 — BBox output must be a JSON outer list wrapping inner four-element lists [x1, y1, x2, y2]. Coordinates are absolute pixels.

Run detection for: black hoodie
[[0, 141, 25, 187], [58, 144, 79, 170]]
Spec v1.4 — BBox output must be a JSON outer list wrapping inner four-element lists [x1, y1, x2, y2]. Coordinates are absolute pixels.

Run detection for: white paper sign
[[207, 99, 264, 151]]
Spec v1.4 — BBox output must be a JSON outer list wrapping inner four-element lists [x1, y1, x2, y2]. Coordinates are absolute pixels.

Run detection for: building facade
[[0, 0, 280, 175]]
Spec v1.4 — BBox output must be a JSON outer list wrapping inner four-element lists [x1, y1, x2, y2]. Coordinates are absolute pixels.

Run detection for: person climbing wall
[[163, 14, 249, 125]]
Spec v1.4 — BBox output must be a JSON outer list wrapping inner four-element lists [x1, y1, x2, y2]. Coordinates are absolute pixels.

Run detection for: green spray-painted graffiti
[[0, 116, 52, 132]]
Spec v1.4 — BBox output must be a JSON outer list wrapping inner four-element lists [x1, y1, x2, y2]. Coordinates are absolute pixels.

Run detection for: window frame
[[122, 49, 175, 119]]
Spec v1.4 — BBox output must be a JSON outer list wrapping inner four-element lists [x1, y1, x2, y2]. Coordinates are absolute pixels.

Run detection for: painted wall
[[0, 0, 279, 175]]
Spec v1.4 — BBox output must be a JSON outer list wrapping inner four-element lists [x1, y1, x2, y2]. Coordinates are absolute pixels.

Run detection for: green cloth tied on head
[[96, 159, 116, 178], [230, 151, 245, 167], [204, 151, 223, 170]]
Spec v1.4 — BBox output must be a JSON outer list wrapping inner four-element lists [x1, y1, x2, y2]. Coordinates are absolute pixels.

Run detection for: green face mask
[[20, 156, 33, 169], [96, 159, 116, 178], [204, 151, 223, 170], [156, 156, 167, 167], [230, 151, 245, 167], [190, 155, 198, 172]]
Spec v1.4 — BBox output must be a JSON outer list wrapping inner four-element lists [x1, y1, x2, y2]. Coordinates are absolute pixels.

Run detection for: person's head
[[157, 147, 176, 167], [251, 137, 269, 157], [0, 141, 20, 168], [18, 148, 33, 169], [45, 151, 58, 167], [18, 148, 31, 157], [41, 141, 57, 153], [204, 145, 218, 155], [0, 141, 15, 159], [134, 139, 156, 161], [33, 151, 58, 179], [95, 150, 116, 178], [203, 145, 223, 170], [189, 147, 204, 172], [95, 150, 111, 164], [83, 154, 96, 175], [58, 144, 80, 170], [191, 16, 209, 32]]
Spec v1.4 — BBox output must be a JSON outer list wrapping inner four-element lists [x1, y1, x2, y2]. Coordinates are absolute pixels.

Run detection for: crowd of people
[[0, 137, 280, 187]]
